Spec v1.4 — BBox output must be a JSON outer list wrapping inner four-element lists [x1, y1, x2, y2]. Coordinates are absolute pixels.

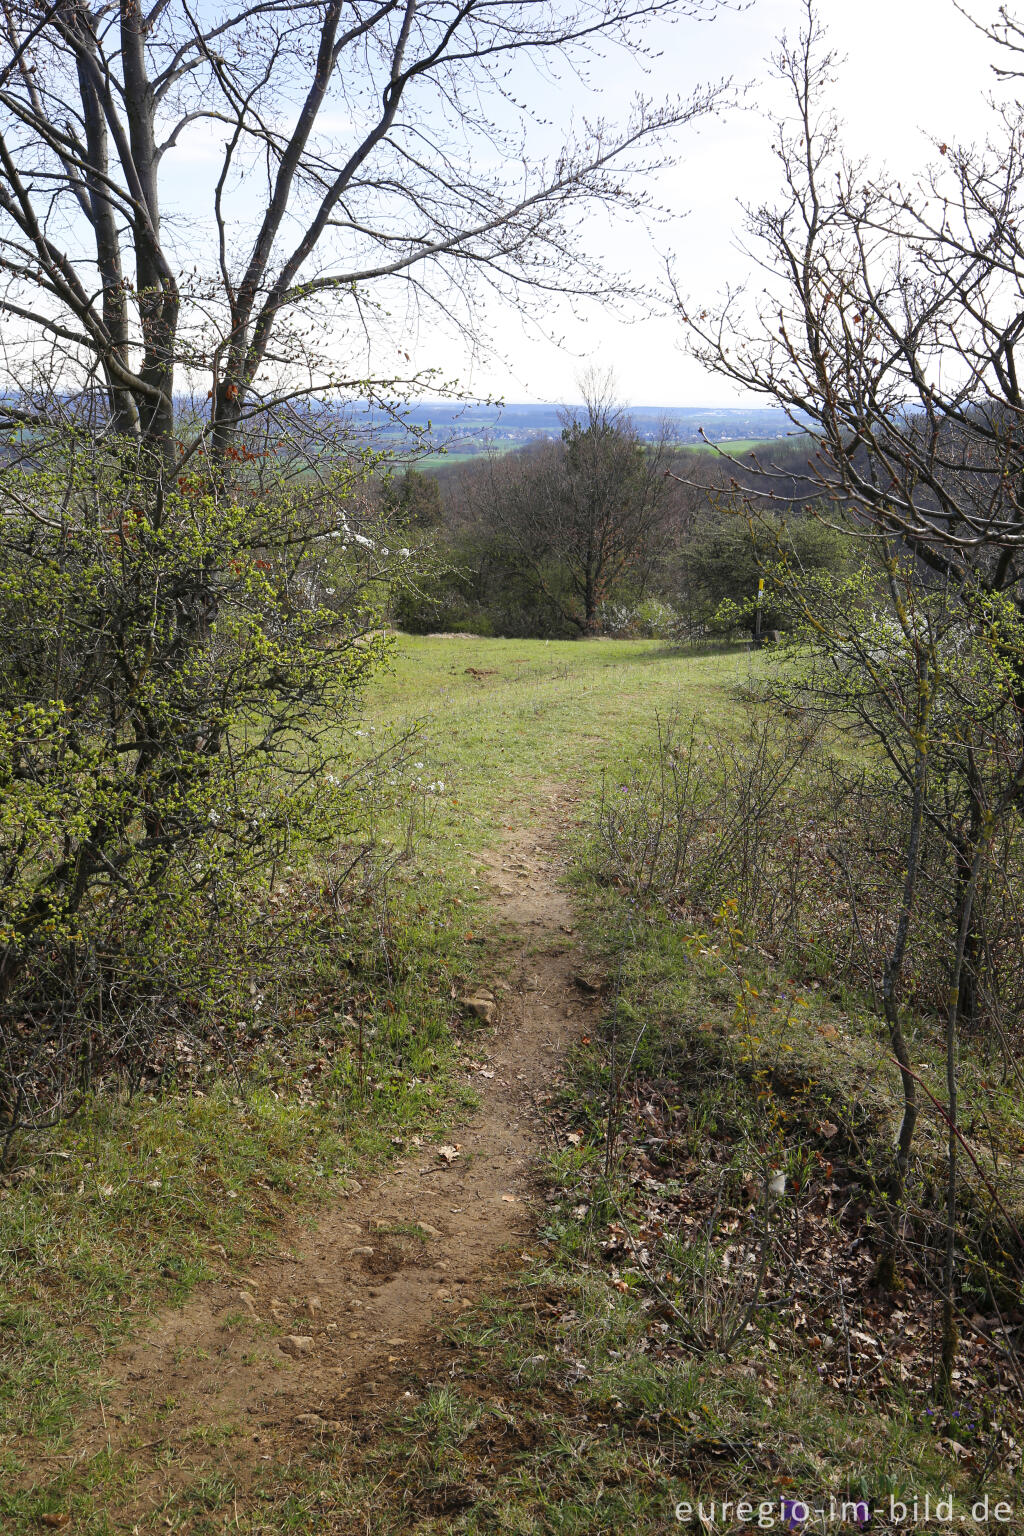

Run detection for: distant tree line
[[383, 377, 851, 641]]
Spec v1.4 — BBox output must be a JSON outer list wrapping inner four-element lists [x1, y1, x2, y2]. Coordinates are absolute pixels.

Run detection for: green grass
[[225, 1260, 958, 1535], [0, 882, 477, 1437], [358, 634, 751, 842], [670, 436, 806, 458], [0, 635, 753, 1531], [9, 633, 1015, 1532]]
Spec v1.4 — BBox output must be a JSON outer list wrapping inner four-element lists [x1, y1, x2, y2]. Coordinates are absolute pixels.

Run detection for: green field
[[384, 434, 803, 472], [672, 435, 807, 457], [360, 633, 750, 832]]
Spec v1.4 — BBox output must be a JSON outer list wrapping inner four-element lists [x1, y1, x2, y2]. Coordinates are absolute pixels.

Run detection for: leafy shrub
[[0, 439, 403, 1148], [599, 596, 680, 638], [392, 532, 574, 637], [670, 510, 853, 639]]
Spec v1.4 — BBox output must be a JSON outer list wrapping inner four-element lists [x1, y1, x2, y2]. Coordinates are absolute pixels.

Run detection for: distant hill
[[6, 394, 800, 457], [376, 400, 799, 443], [350, 401, 806, 464]]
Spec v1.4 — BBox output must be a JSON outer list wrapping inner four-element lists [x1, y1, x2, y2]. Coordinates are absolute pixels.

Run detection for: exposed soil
[[65, 793, 599, 1526]]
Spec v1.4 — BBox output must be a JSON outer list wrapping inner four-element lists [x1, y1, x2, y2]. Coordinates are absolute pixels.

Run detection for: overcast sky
[[411, 0, 1007, 408]]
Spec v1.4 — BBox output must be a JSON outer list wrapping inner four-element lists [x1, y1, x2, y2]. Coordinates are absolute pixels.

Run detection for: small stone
[[297, 1412, 342, 1432], [417, 1222, 441, 1239], [280, 1335, 314, 1357], [461, 995, 495, 1024]]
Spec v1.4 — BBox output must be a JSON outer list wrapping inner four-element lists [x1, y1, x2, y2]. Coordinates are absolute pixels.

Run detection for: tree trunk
[[953, 759, 985, 1035], [121, 0, 177, 474], [938, 837, 985, 1398], [875, 743, 927, 1289]]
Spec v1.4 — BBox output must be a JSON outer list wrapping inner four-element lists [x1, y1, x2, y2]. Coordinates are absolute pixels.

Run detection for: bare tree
[[683, 0, 1024, 1393], [476, 369, 678, 631], [682, 0, 1024, 600], [0, 0, 731, 475], [682, 0, 1024, 1005]]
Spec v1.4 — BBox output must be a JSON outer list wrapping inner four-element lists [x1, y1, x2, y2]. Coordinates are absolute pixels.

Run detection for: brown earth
[[65, 796, 599, 1527]]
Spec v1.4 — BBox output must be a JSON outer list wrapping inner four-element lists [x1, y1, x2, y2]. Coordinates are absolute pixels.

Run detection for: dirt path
[[70, 796, 599, 1525]]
